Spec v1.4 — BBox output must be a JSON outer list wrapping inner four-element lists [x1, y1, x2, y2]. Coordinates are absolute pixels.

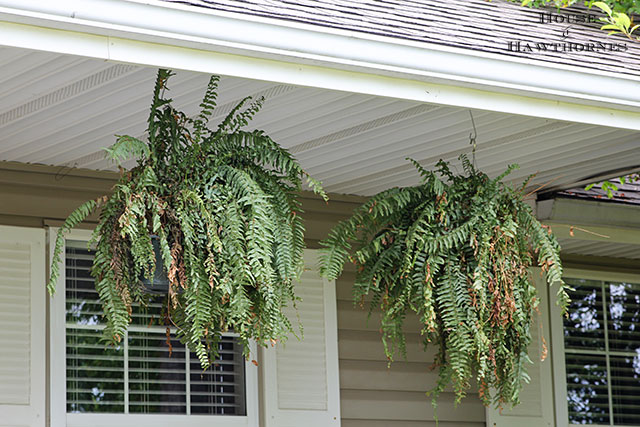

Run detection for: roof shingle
[[158, 0, 640, 77], [557, 177, 640, 205]]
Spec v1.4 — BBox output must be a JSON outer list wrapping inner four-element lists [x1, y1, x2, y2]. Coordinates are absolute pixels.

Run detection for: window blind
[[65, 242, 246, 416], [563, 277, 640, 426]]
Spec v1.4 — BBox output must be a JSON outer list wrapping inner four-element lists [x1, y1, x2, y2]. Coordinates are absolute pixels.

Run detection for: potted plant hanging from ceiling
[[319, 155, 570, 410], [47, 69, 326, 368]]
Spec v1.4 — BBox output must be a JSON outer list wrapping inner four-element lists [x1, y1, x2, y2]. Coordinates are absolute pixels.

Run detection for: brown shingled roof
[[159, 0, 640, 77], [557, 176, 640, 205]]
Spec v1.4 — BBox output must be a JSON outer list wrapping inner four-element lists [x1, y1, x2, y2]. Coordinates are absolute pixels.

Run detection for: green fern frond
[[193, 74, 220, 143], [318, 156, 569, 411], [218, 96, 252, 133], [48, 198, 99, 295], [105, 135, 150, 166], [50, 69, 325, 369]]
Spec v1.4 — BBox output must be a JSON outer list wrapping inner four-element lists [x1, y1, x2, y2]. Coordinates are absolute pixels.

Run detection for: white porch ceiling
[[0, 46, 639, 197]]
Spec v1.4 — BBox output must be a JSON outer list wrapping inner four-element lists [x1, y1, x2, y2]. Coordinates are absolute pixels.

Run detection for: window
[[559, 276, 640, 426], [50, 234, 258, 427]]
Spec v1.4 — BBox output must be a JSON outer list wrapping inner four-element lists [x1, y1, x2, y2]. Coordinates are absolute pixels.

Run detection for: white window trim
[[550, 267, 640, 427], [48, 227, 259, 427]]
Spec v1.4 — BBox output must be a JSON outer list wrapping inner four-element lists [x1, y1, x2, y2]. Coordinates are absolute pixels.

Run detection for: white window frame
[[550, 267, 640, 427], [48, 228, 259, 427]]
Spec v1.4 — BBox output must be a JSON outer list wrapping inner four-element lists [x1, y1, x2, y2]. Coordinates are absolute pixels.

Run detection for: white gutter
[[0, 0, 640, 130]]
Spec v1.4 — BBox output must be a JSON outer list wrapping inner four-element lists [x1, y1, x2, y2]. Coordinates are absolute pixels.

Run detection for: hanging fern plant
[[48, 69, 326, 368], [319, 156, 569, 409]]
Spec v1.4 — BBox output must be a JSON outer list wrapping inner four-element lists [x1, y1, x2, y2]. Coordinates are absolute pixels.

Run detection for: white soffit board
[[0, 46, 638, 197]]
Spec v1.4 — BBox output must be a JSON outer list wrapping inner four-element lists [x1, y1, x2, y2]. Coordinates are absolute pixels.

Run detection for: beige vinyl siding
[[0, 161, 116, 227], [0, 161, 487, 426], [335, 271, 485, 427], [299, 187, 486, 426]]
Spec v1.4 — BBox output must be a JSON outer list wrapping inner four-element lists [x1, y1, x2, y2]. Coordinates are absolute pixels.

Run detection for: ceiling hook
[[468, 110, 478, 168]]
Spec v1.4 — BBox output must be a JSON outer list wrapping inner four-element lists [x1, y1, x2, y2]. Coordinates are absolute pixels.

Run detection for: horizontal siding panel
[[339, 329, 436, 363], [336, 273, 359, 301], [340, 360, 434, 392], [338, 274, 486, 425], [338, 300, 423, 333], [340, 389, 485, 423], [302, 217, 345, 242], [301, 196, 363, 217], [339, 359, 478, 394]]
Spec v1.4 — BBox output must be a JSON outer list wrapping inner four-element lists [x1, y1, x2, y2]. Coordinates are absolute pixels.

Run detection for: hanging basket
[[319, 156, 569, 410], [47, 69, 327, 368], [139, 236, 170, 295]]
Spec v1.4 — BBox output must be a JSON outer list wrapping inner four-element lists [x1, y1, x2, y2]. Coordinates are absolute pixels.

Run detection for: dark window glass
[[564, 277, 640, 426]]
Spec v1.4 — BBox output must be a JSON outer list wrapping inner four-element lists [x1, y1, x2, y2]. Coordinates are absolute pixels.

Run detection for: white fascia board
[[1, 0, 640, 130]]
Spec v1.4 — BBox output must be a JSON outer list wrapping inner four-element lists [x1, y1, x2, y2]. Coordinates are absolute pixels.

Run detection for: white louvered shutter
[[262, 249, 341, 427], [486, 268, 554, 427], [0, 225, 45, 427]]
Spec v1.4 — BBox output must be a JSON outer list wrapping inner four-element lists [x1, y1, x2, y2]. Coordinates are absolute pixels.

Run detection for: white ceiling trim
[[1, 2, 640, 131]]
